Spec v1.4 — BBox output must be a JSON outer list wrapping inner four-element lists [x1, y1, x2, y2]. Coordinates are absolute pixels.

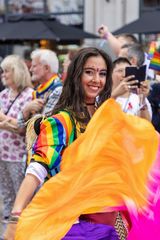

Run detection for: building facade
[[84, 0, 160, 34], [84, 0, 139, 34], [0, 0, 159, 57]]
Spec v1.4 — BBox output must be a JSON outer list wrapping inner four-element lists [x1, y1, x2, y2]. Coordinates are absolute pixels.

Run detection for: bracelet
[[11, 211, 22, 216], [8, 215, 19, 224], [103, 32, 109, 40], [139, 103, 148, 111]]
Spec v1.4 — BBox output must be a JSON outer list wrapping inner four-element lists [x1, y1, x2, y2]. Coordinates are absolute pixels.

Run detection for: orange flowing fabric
[[15, 99, 159, 240]]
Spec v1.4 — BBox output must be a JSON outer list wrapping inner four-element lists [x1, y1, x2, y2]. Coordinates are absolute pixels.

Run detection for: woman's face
[[81, 55, 107, 103], [1, 67, 16, 90]]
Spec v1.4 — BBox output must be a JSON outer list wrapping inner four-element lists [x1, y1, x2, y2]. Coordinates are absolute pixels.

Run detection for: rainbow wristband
[[103, 32, 109, 40]]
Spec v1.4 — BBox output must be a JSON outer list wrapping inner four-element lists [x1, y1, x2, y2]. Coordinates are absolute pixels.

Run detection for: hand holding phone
[[125, 65, 146, 88]]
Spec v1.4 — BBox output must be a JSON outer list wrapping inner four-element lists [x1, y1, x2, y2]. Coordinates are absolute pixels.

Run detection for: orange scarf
[[16, 99, 158, 240]]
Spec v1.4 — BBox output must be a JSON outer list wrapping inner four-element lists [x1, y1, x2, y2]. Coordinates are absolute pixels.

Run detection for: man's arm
[[22, 99, 45, 120], [98, 24, 122, 56], [17, 99, 45, 129], [111, 76, 138, 99], [138, 81, 152, 121], [138, 104, 151, 121], [42, 85, 62, 116]]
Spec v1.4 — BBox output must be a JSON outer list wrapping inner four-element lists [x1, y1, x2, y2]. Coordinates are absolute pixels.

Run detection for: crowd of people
[[0, 24, 160, 240]]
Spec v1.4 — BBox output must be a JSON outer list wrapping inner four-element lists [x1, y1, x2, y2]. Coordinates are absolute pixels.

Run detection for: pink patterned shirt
[[0, 87, 33, 162]]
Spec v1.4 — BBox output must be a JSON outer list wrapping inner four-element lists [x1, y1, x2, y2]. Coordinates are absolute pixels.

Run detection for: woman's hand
[[3, 223, 17, 240], [0, 118, 18, 132], [0, 110, 7, 122]]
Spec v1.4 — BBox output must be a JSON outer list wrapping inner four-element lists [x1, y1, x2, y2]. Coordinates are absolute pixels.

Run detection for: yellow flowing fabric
[[16, 99, 158, 240]]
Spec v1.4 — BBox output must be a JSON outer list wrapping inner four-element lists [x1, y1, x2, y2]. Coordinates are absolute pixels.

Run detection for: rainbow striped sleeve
[[32, 111, 75, 175]]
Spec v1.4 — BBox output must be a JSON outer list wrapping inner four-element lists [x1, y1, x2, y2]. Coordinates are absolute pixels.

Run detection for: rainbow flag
[[149, 51, 160, 71], [148, 41, 156, 60]]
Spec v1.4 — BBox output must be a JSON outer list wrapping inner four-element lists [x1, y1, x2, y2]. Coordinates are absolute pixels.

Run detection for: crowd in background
[[0, 24, 160, 240]]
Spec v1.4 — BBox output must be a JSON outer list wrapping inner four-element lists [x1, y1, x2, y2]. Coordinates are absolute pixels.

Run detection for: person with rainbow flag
[[148, 40, 160, 73], [4, 47, 160, 240], [17, 48, 62, 129]]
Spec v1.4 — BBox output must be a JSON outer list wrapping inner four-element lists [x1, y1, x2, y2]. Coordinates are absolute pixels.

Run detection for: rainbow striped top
[[31, 111, 78, 177]]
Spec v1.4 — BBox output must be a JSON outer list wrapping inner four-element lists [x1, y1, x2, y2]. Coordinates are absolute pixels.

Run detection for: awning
[[113, 11, 160, 35], [0, 17, 99, 41]]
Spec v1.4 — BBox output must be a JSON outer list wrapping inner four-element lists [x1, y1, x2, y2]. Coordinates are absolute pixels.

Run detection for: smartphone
[[125, 65, 146, 87]]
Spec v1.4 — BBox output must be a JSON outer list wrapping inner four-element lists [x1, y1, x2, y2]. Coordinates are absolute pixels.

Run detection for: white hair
[[31, 49, 59, 73], [1, 55, 32, 91]]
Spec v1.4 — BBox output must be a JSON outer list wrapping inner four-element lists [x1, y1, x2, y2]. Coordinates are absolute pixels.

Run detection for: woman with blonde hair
[[0, 54, 33, 224]]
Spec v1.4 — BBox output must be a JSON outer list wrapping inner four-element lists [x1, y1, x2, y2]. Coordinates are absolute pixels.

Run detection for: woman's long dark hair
[[53, 47, 113, 122]]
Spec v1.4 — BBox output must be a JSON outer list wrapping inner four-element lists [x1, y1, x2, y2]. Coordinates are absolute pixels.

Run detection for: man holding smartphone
[[111, 57, 152, 121]]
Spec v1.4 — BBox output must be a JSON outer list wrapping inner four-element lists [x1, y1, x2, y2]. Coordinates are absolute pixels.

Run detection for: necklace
[[85, 102, 95, 106]]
